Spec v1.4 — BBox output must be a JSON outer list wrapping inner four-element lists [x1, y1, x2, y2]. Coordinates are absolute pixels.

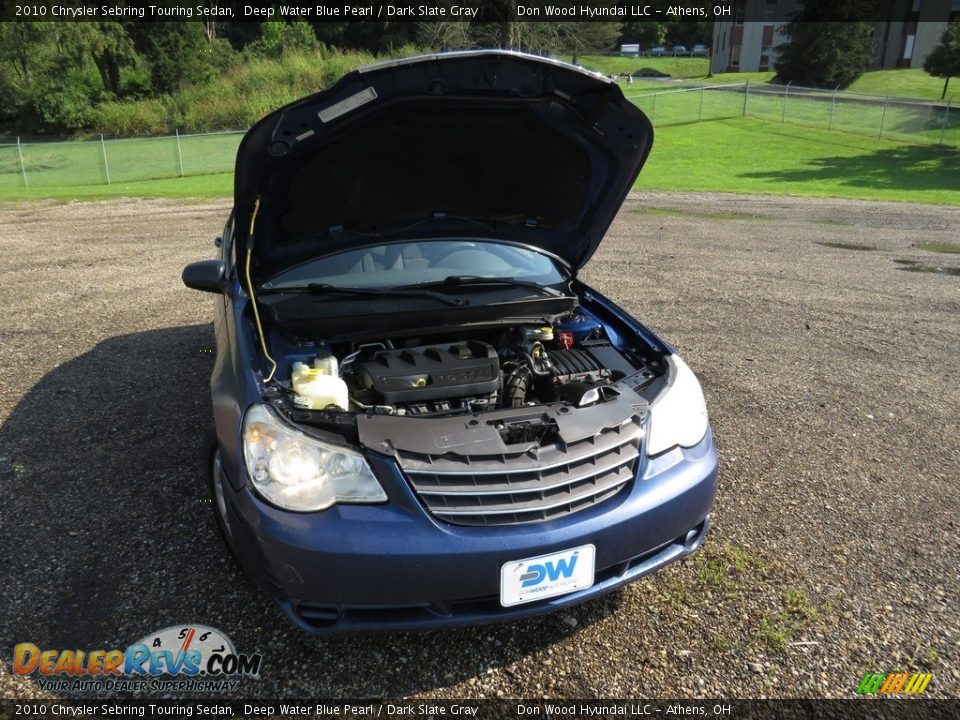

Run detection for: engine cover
[[354, 341, 501, 404]]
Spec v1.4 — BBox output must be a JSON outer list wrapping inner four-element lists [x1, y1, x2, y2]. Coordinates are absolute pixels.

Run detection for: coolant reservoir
[[312, 353, 338, 376], [291, 358, 348, 411]]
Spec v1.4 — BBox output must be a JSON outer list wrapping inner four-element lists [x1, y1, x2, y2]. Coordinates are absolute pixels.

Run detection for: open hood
[[234, 50, 653, 283]]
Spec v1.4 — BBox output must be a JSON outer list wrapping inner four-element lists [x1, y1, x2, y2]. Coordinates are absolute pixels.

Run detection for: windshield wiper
[[395, 275, 567, 297], [259, 282, 468, 307]]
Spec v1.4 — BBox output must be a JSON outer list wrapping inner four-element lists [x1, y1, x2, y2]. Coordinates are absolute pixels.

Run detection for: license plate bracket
[[500, 544, 596, 607]]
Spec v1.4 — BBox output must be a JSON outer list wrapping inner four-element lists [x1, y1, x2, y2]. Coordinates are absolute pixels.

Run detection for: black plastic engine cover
[[354, 341, 501, 404]]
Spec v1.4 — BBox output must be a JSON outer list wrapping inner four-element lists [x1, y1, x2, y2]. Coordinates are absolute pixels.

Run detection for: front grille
[[398, 417, 643, 526]]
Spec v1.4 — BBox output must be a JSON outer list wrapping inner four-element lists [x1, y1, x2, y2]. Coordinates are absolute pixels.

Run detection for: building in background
[[875, 0, 960, 68], [711, 0, 960, 75]]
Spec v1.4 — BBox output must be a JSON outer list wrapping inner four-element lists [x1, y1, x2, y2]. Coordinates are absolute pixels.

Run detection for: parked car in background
[[691, 45, 710, 57], [648, 46, 668, 57], [182, 50, 717, 636], [672, 46, 689, 56]]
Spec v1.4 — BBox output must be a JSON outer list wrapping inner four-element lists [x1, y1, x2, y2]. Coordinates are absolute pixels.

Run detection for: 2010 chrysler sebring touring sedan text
[[182, 50, 717, 634]]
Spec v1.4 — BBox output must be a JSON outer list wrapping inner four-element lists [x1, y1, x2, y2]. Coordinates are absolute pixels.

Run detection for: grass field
[[637, 117, 960, 205], [577, 55, 958, 103], [0, 174, 232, 200], [849, 69, 956, 101], [571, 55, 710, 78], [708, 68, 958, 102], [0, 132, 241, 192], [3, 117, 957, 205]]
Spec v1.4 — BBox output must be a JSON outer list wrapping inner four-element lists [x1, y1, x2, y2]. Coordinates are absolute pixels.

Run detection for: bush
[[91, 48, 383, 135], [94, 97, 179, 136], [31, 66, 103, 131]]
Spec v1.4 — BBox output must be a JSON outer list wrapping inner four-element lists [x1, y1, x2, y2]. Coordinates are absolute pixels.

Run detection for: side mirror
[[182, 260, 226, 293]]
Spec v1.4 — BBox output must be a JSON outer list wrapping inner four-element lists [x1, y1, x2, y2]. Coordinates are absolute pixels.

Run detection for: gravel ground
[[0, 192, 957, 700]]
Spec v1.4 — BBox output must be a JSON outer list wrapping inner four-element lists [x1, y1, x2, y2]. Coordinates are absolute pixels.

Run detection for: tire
[[209, 445, 240, 563]]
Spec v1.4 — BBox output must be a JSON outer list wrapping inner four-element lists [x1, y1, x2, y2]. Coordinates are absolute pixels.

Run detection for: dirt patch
[[1, 192, 957, 699]]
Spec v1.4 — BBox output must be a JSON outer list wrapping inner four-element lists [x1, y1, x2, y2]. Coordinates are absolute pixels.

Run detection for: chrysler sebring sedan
[[182, 50, 717, 634]]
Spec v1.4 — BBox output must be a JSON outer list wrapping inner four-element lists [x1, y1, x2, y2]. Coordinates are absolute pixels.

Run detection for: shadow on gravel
[[0, 324, 620, 697], [739, 144, 960, 192]]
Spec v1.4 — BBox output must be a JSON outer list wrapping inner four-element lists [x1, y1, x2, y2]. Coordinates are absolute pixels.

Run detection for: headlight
[[645, 355, 710, 456], [242, 404, 387, 511]]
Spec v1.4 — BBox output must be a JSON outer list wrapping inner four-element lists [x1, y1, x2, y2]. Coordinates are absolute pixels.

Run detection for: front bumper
[[217, 430, 718, 635]]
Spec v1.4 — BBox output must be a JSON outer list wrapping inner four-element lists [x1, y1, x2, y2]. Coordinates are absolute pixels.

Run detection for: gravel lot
[[1, 192, 958, 699]]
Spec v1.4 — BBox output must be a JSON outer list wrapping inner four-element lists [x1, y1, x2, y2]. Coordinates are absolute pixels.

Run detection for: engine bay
[[272, 307, 659, 420]]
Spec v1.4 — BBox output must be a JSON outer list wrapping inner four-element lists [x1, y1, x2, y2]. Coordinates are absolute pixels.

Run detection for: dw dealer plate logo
[[501, 544, 595, 607], [12, 624, 262, 693]]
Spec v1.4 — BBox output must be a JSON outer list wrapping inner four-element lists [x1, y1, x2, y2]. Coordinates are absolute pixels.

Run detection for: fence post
[[100, 134, 111, 185], [940, 98, 951, 146], [16, 136, 28, 188], [743, 80, 749, 117], [175, 129, 185, 178], [828, 90, 837, 131], [651, 92, 657, 126], [879, 97, 888, 138], [781, 82, 790, 123], [698, 87, 705, 122]]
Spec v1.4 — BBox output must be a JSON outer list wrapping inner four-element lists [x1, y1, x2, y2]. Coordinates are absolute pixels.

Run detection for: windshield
[[261, 240, 566, 290]]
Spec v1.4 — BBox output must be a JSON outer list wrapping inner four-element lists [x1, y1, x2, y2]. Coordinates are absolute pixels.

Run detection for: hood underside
[[234, 50, 653, 282]]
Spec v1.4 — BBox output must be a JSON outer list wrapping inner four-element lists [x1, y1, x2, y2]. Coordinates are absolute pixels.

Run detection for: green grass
[[571, 54, 709, 79], [700, 68, 956, 103], [758, 589, 820, 652], [849, 68, 957, 102], [4, 117, 959, 205], [626, 85, 747, 125], [616, 79, 677, 93], [914, 241, 960, 253], [0, 132, 241, 195], [636, 117, 960, 204], [703, 71, 777, 86], [740, 86, 960, 146]]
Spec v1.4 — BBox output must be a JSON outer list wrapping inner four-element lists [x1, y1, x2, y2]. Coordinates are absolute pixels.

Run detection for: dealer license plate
[[500, 544, 595, 607]]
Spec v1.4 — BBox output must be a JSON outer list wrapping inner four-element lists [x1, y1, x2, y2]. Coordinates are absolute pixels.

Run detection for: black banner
[[0, 0, 947, 23], [1, 700, 959, 720]]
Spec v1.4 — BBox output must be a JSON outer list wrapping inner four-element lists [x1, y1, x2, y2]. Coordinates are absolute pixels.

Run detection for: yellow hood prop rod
[[244, 198, 278, 383]]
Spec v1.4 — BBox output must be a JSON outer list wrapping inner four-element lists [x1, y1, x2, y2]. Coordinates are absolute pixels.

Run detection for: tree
[[417, 21, 473, 51], [924, 21, 960, 100], [620, 22, 667, 50], [0, 22, 147, 130], [249, 21, 318, 58], [75, 23, 140, 96], [127, 23, 212, 94], [566, 22, 622, 63], [664, 21, 712, 48], [462, 20, 619, 60], [774, 0, 876, 88]]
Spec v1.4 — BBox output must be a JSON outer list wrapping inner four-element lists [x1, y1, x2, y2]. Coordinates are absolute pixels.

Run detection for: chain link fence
[[623, 81, 959, 147], [1, 85, 957, 192], [0, 131, 243, 192]]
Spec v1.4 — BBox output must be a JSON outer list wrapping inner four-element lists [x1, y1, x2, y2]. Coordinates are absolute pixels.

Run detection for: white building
[[710, 0, 960, 75]]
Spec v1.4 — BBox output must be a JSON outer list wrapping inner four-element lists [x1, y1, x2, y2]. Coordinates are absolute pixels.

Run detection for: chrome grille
[[398, 417, 643, 526]]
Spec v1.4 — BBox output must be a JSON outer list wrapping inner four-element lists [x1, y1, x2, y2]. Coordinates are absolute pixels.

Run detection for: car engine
[[349, 341, 501, 416], [316, 313, 654, 417]]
